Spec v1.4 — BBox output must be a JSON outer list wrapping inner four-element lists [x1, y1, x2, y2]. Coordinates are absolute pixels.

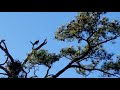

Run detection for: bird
[[33, 40, 39, 45], [30, 40, 39, 46]]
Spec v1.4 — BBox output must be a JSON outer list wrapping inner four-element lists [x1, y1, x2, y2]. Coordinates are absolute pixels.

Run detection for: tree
[[0, 12, 120, 78]]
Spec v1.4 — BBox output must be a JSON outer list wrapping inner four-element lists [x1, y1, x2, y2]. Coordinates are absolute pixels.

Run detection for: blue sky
[[0, 12, 120, 78]]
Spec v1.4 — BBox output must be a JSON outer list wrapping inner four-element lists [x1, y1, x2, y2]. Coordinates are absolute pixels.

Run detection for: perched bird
[[30, 40, 39, 46], [33, 40, 39, 45]]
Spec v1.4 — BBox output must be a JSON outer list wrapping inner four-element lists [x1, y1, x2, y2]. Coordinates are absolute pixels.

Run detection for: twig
[[30, 76, 38, 78], [75, 35, 87, 42], [34, 38, 47, 50], [0, 73, 8, 76], [33, 66, 38, 77], [64, 56, 72, 60], [0, 57, 8, 65], [21, 69, 28, 78], [44, 66, 51, 78], [0, 65, 11, 77], [92, 36, 119, 48]]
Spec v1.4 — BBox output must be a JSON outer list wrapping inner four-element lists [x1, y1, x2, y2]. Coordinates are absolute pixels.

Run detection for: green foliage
[[60, 45, 82, 60], [55, 12, 120, 43], [27, 49, 61, 67], [55, 12, 120, 77]]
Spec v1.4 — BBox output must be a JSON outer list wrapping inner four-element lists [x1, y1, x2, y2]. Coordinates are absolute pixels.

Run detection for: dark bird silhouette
[[34, 40, 39, 45], [30, 40, 39, 46]]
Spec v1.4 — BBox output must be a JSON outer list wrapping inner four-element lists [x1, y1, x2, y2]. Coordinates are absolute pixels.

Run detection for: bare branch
[[21, 69, 28, 78], [44, 66, 51, 78], [34, 38, 47, 50], [33, 66, 38, 77], [0, 73, 8, 76], [2, 41, 8, 51], [0, 40, 14, 64], [0, 40, 5, 44], [0, 57, 8, 65], [30, 76, 38, 78]]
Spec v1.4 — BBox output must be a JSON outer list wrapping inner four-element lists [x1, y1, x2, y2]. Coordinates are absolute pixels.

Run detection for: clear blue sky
[[0, 12, 120, 78]]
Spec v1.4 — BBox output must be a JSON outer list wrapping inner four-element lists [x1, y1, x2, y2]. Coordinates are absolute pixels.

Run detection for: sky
[[0, 12, 120, 78]]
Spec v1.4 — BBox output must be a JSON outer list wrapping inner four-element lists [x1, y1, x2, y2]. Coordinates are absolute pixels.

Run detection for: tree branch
[[0, 40, 14, 64], [92, 36, 119, 48], [33, 66, 38, 78], [21, 69, 28, 78], [53, 40, 92, 78], [0, 65, 11, 77], [70, 65, 120, 77], [53, 35, 120, 78], [0, 57, 8, 65], [22, 39, 47, 66], [34, 38, 47, 50], [75, 35, 87, 42], [44, 66, 51, 78], [0, 73, 8, 76]]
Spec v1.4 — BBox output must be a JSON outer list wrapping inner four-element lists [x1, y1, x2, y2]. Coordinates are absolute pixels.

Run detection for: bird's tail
[[30, 41, 34, 45]]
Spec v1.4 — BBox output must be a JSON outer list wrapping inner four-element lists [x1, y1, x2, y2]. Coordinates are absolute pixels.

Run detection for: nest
[[7, 60, 22, 75]]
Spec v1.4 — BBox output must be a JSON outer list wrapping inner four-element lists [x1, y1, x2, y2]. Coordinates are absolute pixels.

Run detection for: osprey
[[30, 40, 39, 46], [33, 40, 39, 45]]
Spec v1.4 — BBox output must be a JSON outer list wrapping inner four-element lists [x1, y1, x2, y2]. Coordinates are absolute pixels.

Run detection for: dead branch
[[0, 65, 11, 77], [22, 38, 47, 66], [0, 57, 9, 66], [44, 66, 51, 78], [0, 40, 15, 64]]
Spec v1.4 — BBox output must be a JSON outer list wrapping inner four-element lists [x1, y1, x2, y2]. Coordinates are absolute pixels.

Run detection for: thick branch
[[53, 36, 119, 78], [53, 40, 92, 78], [0, 40, 14, 64], [52, 63, 71, 78]]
